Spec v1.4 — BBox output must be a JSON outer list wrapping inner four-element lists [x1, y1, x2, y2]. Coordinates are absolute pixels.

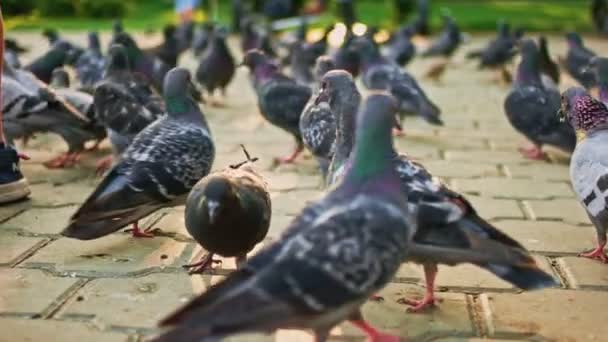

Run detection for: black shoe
[[0, 143, 30, 204]]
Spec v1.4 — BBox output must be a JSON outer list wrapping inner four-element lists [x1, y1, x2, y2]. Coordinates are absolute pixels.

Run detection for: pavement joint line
[[30, 202, 82, 209], [466, 293, 486, 338], [41, 278, 91, 320], [496, 163, 508, 177], [8, 237, 54, 268], [547, 256, 572, 289], [518, 200, 535, 220], [0, 207, 28, 224]]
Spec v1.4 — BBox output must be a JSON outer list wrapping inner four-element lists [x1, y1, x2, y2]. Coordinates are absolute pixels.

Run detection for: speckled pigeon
[[152, 94, 412, 342], [195, 27, 235, 105], [73, 31, 106, 90], [183, 145, 270, 273], [561, 87, 608, 262], [504, 39, 576, 160], [355, 38, 442, 130], [564, 32, 597, 89], [62, 68, 215, 240], [242, 50, 312, 164], [93, 44, 166, 172], [421, 14, 462, 58]]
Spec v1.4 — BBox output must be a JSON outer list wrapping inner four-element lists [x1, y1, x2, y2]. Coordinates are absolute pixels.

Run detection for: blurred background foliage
[[3, 0, 593, 32]]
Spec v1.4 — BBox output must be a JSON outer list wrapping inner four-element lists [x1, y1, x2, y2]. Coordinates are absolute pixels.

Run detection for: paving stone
[[0, 200, 30, 223], [445, 150, 530, 164], [523, 199, 590, 225], [340, 283, 473, 340], [0, 318, 127, 342], [503, 163, 570, 181], [558, 257, 608, 289], [60, 273, 223, 328], [493, 220, 596, 254], [0, 231, 46, 265], [467, 196, 524, 220], [24, 235, 190, 276], [394, 139, 440, 159], [260, 171, 320, 191], [0, 268, 78, 315], [29, 181, 97, 207], [400, 134, 488, 150], [21, 163, 91, 185], [267, 214, 295, 239], [485, 289, 608, 340], [271, 190, 322, 216], [3, 205, 79, 235], [421, 161, 500, 179], [451, 178, 573, 199]]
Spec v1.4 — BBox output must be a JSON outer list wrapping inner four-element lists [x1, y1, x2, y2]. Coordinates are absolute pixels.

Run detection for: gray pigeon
[[242, 50, 312, 164], [93, 44, 166, 172], [73, 31, 106, 90], [195, 27, 236, 105], [504, 39, 576, 160], [184, 146, 270, 273], [25, 41, 74, 84], [588, 57, 608, 104], [153, 94, 412, 342], [299, 56, 340, 177], [62, 68, 215, 240], [561, 87, 608, 262], [564, 32, 597, 89], [385, 26, 416, 67], [421, 14, 462, 58], [192, 22, 215, 57]]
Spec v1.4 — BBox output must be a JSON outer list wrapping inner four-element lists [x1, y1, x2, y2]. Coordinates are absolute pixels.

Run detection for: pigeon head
[[50, 68, 70, 88], [565, 32, 583, 47], [497, 20, 510, 37], [112, 33, 141, 58], [349, 37, 379, 65], [163, 68, 198, 115], [88, 32, 101, 50], [107, 44, 131, 72], [559, 87, 608, 132], [515, 39, 542, 86], [113, 20, 124, 35], [199, 177, 237, 225], [316, 70, 360, 112], [42, 28, 59, 43], [241, 49, 271, 69], [314, 55, 336, 82]]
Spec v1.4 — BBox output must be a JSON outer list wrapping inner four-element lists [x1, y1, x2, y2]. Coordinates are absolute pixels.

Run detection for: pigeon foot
[[369, 294, 385, 302], [274, 145, 304, 165], [44, 152, 81, 169], [397, 294, 436, 313], [518, 145, 546, 160], [183, 253, 223, 274], [579, 245, 608, 263], [124, 222, 157, 238]]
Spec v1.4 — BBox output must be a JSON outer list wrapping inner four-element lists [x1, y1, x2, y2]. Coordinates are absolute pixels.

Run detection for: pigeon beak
[[557, 107, 566, 123], [314, 88, 329, 105], [207, 200, 220, 224]]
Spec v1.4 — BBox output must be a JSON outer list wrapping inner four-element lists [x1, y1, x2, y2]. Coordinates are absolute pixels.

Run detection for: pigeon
[[5, 38, 27, 69], [504, 39, 576, 160], [152, 94, 412, 342], [410, 0, 430, 36], [332, 32, 360, 77], [144, 24, 180, 68], [241, 19, 276, 57], [313, 55, 337, 87], [111, 32, 171, 92], [62, 68, 215, 240], [288, 40, 317, 85], [175, 21, 195, 53], [385, 26, 416, 67], [195, 27, 236, 105], [421, 14, 462, 58], [2, 63, 96, 168], [242, 50, 312, 164], [538, 36, 560, 86], [183, 145, 270, 273], [93, 44, 166, 172], [588, 57, 608, 104], [564, 32, 597, 89], [561, 87, 608, 262], [321, 86, 557, 313], [299, 60, 343, 177], [25, 41, 74, 84], [592, 0, 608, 35], [73, 31, 106, 90], [355, 37, 442, 129], [42, 28, 60, 46], [192, 22, 215, 57], [478, 21, 517, 69]]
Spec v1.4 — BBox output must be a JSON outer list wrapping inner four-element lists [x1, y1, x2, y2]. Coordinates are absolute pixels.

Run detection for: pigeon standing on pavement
[[93, 44, 166, 172], [332, 32, 360, 78], [195, 27, 236, 105], [73, 31, 106, 90], [477, 21, 517, 73], [183, 145, 270, 273], [561, 87, 608, 262], [62, 68, 215, 240], [504, 39, 576, 160], [192, 22, 215, 57], [144, 24, 180, 68], [421, 14, 462, 58], [153, 94, 412, 342], [242, 50, 312, 164], [25, 41, 74, 84], [385, 26, 416, 67], [564, 32, 597, 89], [538, 36, 560, 86]]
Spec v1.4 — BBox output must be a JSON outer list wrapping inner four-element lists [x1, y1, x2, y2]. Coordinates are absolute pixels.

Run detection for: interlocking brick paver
[[3, 205, 79, 235], [466, 196, 524, 220], [23, 235, 190, 276], [0, 231, 46, 265], [451, 178, 573, 199], [421, 161, 500, 179], [485, 289, 608, 340], [271, 190, 322, 216], [0, 200, 29, 222], [0, 268, 79, 315], [0, 318, 128, 342], [28, 181, 96, 207], [524, 199, 590, 225], [559, 257, 608, 289], [503, 163, 571, 181], [445, 150, 532, 164]]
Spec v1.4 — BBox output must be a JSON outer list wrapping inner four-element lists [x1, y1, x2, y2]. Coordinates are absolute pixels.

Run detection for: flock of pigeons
[[3, 2, 608, 341]]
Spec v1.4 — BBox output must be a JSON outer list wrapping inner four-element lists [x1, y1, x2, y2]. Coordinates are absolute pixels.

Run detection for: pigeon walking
[[538, 36, 560, 86], [242, 50, 312, 164], [564, 32, 597, 89], [504, 39, 576, 160], [4, 38, 27, 69], [93, 44, 166, 172], [195, 27, 236, 105], [184, 145, 270, 273], [144, 24, 180, 68], [25, 41, 74, 84], [421, 14, 462, 58], [153, 94, 412, 342], [62, 68, 215, 240], [561, 87, 608, 262], [192, 22, 215, 57], [385, 26, 416, 67], [73, 31, 106, 90]]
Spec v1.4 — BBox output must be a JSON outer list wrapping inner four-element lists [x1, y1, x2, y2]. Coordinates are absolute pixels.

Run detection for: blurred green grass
[[6, 0, 592, 33]]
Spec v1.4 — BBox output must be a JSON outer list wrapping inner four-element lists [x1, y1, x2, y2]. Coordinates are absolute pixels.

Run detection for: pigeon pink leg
[[275, 144, 304, 164], [95, 155, 114, 175], [518, 145, 546, 160], [350, 319, 402, 342], [183, 253, 222, 274], [579, 241, 608, 263], [129, 221, 155, 238], [397, 263, 437, 313]]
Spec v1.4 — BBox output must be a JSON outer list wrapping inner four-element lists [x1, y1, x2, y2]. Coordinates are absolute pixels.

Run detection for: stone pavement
[[1, 32, 608, 342]]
